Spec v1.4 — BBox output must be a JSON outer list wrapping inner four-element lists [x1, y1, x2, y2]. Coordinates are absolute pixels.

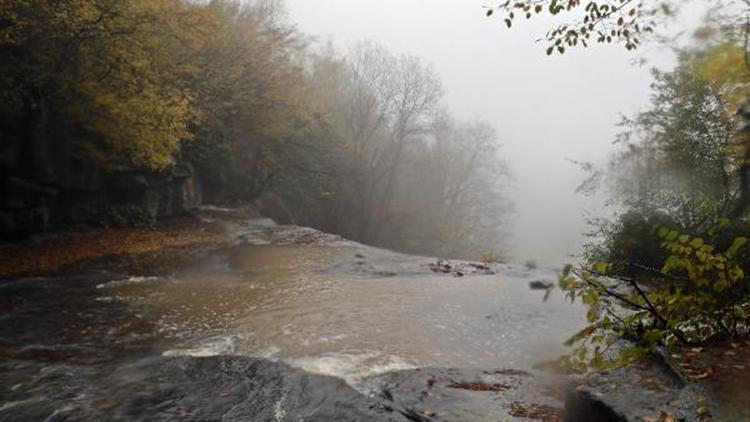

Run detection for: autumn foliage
[[0, 216, 224, 279], [0, 0, 513, 259]]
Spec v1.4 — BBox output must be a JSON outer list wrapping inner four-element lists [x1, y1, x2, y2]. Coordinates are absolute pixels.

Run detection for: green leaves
[[488, 0, 666, 55], [727, 237, 748, 258], [564, 325, 595, 347], [561, 222, 749, 371], [594, 261, 610, 274]]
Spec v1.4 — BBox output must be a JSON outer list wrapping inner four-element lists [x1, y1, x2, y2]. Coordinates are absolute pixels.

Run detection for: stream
[[110, 246, 585, 379], [0, 220, 588, 421]]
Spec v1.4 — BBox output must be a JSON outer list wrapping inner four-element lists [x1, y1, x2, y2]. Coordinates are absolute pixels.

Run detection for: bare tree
[[339, 42, 443, 242]]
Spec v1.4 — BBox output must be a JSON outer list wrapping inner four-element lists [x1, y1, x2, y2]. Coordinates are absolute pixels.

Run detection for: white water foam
[[162, 336, 238, 357], [273, 392, 287, 422], [285, 351, 415, 390], [96, 276, 164, 290], [161, 336, 283, 360]]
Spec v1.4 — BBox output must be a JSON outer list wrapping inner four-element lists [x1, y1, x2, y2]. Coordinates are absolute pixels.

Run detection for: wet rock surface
[[364, 367, 564, 421], [565, 356, 715, 422], [1, 354, 401, 422]]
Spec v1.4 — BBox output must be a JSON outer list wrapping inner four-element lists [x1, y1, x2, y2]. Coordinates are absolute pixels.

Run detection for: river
[[0, 219, 588, 421], [99, 222, 586, 385]]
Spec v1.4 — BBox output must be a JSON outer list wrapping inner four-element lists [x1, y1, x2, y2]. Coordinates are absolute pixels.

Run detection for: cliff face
[[0, 132, 202, 237]]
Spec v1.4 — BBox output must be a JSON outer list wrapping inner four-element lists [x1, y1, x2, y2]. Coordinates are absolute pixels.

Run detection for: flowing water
[[0, 222, 594, 421], [95, 231, 586, 387], [2, 222, 738, 420]]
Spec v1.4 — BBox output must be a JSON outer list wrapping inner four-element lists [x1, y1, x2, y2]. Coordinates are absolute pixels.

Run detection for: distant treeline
[[0, 0, 512, 259]]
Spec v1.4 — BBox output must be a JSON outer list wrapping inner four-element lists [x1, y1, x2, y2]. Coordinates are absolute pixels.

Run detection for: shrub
[[559, 219, 750, 371]]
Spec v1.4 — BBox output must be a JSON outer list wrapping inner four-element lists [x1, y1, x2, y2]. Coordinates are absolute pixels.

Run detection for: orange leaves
[[0, 217, 223, 279]]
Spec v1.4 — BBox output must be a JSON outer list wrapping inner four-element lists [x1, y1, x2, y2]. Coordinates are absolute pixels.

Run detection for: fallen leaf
[[697, 405, 711, 416], [660, 411, 677, 422]]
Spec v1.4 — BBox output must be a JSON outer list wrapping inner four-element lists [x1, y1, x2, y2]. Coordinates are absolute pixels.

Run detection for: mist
[[286, 0, 689, 266], [6, 1, 750, 420]]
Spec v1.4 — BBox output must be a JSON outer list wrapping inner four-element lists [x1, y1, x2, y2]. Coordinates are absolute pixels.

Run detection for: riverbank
[[0, 206, 262, 280]]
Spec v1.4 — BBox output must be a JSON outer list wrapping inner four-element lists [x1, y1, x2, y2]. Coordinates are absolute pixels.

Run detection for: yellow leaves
[[73, 76, 192, 169], [696, 404, 711, 419], [3, 0, 214, 170], [697, 42, 748, 86], [190, 0, 310, 171], [696, 42, 750, 114], [63, 0, 211, 170], [6, 0, 301, 173], [642, 411, 677, 422]]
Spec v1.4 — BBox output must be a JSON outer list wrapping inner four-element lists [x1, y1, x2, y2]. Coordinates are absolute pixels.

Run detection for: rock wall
[[0, 160, 202, 238]]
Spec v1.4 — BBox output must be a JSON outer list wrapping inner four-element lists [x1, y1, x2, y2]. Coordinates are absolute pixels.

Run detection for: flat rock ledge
[[565, 356, 714, 422], [365, 367, 565, 422]]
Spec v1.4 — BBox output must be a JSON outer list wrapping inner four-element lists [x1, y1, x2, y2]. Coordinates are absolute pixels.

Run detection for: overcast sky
[[285, 0, 698, 266]]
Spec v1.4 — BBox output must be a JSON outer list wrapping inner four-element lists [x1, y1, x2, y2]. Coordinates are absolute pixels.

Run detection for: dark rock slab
[[364, 367, 565, 421], [565, 357, 714, 421], [0, 355, 404, 422]]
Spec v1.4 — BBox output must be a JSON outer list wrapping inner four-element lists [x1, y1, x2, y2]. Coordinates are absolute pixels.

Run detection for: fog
[[5, 2, 750, 419], [286, 0, 688, 266]]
